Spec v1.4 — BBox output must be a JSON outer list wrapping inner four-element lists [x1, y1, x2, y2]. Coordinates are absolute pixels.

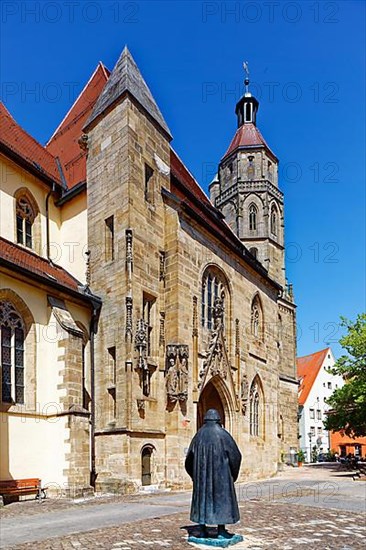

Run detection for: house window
[[270, 204, 278, 236], [143, 294, 155, 356], [250, 377, 263, 437], [16, 196, 35, 248], [309, 408, 315, 419], [105, 216, 115, 261], [0, 301, 25, 404], [201, 268, 227, 330], [310, 426, 315, 436], [251, 294, 263, 340], [327, 382, 332, 389], [249, 204, 257, 231], [317, 427, 322, 435], [145, 164, 154, 203], [317, 409, 322, 420]]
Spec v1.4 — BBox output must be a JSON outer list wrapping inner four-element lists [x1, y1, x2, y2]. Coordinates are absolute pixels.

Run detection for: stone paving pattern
[[6, 500, 365, 550]]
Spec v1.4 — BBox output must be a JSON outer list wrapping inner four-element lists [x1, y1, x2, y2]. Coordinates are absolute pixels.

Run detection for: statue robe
[[185, 421, 242, 525]]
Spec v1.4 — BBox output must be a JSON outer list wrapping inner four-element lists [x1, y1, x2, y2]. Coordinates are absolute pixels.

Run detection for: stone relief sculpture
[[241, 374, 249, 416], [166, 344, 189, 402]]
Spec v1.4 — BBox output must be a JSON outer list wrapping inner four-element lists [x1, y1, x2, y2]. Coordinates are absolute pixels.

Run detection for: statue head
[[203, 408, 222, 424]]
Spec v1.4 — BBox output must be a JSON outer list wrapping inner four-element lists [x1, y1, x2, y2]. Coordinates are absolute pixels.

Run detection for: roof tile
[[0, 102, 61, 184], [222, 122, 277, 161], [46, 63, 110, 189], [0, 237, 83, 294]]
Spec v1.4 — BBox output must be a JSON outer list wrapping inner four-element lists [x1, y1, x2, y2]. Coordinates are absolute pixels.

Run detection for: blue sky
[[1, 0, 365, 358]]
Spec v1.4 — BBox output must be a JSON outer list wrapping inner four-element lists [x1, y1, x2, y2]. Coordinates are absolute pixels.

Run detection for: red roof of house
[[297, 348, 330, 406], [0, 102, 61, 184], [0, 237, 85, 296], [222, 122, 277, 161], [46, 63, 110, 189]]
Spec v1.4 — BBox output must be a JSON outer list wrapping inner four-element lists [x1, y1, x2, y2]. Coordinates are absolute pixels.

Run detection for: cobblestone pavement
[[1, 466, 365, 549], [7, 500, 366, 550]]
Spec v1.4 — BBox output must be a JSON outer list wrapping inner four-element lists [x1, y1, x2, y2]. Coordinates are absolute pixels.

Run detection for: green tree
[[325, 314, 366, 437]]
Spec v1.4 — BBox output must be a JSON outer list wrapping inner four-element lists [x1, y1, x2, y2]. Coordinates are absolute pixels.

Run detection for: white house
[[297, 347, 343, 462]]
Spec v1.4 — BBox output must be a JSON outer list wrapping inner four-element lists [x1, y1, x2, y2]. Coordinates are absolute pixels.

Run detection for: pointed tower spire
[[235, 61, 259, 127], [84, 46, 172, 139]]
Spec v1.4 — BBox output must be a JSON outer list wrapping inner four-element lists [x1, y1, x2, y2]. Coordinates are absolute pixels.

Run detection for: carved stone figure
[[135, 319, 150, 396], [185, 409, 242, 540], [166, 344, 189, 402], [241, 374, 249, 416]]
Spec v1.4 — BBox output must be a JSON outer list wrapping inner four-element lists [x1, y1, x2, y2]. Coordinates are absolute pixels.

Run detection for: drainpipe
[[45, 183, 55, 260], [89, 302, 100, 489]]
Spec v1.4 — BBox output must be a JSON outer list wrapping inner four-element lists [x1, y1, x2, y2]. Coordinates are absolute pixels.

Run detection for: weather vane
[[243, 61, 250, 94]]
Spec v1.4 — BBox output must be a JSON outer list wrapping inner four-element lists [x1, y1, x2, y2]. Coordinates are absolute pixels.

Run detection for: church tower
[[210, 70, 285, 287]]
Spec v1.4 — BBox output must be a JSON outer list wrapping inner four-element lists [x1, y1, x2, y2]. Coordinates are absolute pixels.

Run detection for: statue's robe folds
[[185, 421, 242, 525]]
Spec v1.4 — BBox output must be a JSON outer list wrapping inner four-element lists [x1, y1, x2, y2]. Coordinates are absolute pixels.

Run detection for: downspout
[[89, 301, 101, 489], [45, 183, 55, 260]]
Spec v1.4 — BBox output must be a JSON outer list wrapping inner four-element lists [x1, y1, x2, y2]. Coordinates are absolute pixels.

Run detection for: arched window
[[249, 247, 258, 259], [250, 376, 263, 437], [270, 204, 278, 236], [249, 204, 257, 231], [0, 301, 25, 403], [201, 268, 228, 330], [16, 196, 35, 248], [251, 295, 263, 340]]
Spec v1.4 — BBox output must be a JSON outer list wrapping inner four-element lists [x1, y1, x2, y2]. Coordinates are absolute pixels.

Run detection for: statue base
[[188, 534, 244, 547]]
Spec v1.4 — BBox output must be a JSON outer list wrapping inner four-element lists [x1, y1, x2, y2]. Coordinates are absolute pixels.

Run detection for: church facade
[[0, 47, 298, 495]]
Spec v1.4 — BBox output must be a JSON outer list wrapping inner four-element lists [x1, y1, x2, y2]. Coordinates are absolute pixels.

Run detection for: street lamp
[[308, 431, 313, 463]]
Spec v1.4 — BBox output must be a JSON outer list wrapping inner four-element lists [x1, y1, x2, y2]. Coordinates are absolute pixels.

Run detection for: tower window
[[145, 164, 154, 203], [247, 156, 255, 180], [16, 196, 35, 248], [105, 216, 115, 261], [270, 204, 278, 236], [249, 203, 257, 231], [245, 102, 252, 123], [1, 301, 25, 404]]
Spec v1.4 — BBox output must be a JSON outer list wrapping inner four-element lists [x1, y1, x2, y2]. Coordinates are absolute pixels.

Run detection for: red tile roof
[[222, 122, 277, 161], [0, 237, 85, 296], [170, 148, 213, 208], [297, 348, 330, 406], [46, 63, 110, 189], [0, 102, 61, 185]]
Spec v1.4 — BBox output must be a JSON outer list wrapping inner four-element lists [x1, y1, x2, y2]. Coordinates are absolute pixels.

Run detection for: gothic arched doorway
[[197, 381, 225, 430]]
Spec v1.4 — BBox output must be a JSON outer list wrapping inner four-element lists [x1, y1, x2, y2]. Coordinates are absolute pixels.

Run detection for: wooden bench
[[0, 478, 46, 501]]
